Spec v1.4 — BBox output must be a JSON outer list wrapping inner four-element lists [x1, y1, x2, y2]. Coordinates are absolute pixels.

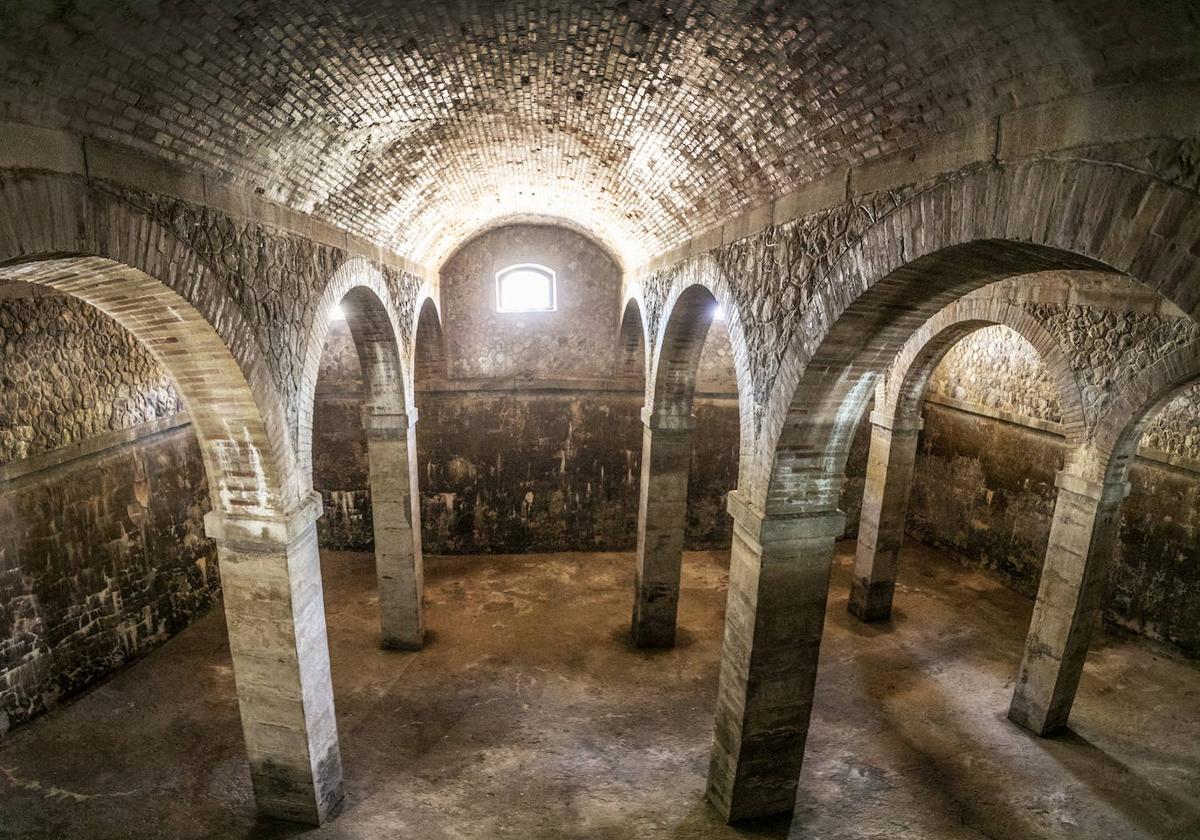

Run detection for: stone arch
[[0, 174, 303, 510], [301, 257, 426, 651], [708, 159, 1200, 824], [647, 257, 755, 464], [616, 296, 648, 384], [1076, 341, 1200, 485], [0, 254, 296, 520], [412, 293, 447, 384], [880, 297, 1089, 443], [297, 256, 402, 491], [1007, 339, 1200, 737], [755, 159, 1200, 510], [630, 272, 753, 649], [0, 256, 342, 823], [849, 296, 1090, 622]]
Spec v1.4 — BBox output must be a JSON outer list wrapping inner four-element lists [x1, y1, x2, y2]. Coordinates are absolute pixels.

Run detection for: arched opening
[[631, 283, 744, 648], [0, 254, 342, 825], [710, 221, 1199, 822], [616, 298, 647, 387], [1009, 339, 1200, 734], [848, 293, 1088, 623], [310, 283, 425, 651], [414, 297, 448, 384]]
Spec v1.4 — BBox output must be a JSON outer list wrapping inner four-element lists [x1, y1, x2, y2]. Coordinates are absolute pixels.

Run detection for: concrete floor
[[1, 540, 1198, 840]]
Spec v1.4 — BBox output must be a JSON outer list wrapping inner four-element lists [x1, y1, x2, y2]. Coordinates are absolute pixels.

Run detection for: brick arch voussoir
[[297, 256, 408, 491], [648, 256, 756, 465], [881, 298, 1090, 445], [753, 159, 1200, 510], [0, 174, 301, 512]]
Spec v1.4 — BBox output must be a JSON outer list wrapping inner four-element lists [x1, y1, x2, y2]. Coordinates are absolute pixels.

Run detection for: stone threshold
[[0, 413, 192, 486], [925, 394, 1200, 475]]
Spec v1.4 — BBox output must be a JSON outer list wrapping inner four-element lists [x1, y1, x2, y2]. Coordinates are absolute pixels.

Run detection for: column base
[[1007, 693, 1068, 737], [381, 631, 426, 652], [631, 584, 679, 648], [707, 738, 801, 824], [847, 578, 895, 622]]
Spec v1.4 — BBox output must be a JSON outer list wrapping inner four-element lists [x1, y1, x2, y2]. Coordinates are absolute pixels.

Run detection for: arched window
[[495, 263, 556, 313]]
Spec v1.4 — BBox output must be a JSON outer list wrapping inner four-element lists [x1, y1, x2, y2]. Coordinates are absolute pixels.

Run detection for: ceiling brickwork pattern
[[1, 1, 1197, 266]]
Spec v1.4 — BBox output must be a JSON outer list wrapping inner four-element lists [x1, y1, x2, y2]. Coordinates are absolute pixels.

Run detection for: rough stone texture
[[695, 321, 737, 394], [0, 424, 217, 733], [9, 2, 1196, 266], [926, 326, 1200, 462], [927, 326, 1063, 423], [1109, 458, 1200, 654], [0, 290, 182, 463], [314, 383, 742, 555], [440, 225, 622, 380], [1132, 381, 1200, 462], [685, 401, 740, 549], [110, 183, 426, 454], [908, 403, 1062, 598], [0, 285, 217, 733], [1023, 303, 1200, 428], [310, 224, 744, 555], [908, 310, 1200, 657]]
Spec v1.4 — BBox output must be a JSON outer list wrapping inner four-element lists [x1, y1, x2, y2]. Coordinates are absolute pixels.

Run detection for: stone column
[[1008, 471, 1130, 736], [203, 493, 344, 825], [363, 408, 425, 650], [631, 408, 695, 648], [848, 411, 923, 621], [707, 492, 846, 823]]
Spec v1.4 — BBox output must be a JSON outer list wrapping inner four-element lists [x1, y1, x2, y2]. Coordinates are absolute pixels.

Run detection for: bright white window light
[[331, 303, 346, 320], [713, 304, 726, 320], [496, 264, 556, 313]]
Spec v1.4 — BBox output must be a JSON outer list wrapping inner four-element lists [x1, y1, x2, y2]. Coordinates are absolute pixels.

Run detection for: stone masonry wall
[[0, 288, 183, 462], [312, 322, 742, 554], [440, 225, 623, 380], [311, 223, 742, 554], [908, 327, 1200, 656], [0, 289, 217, 732]]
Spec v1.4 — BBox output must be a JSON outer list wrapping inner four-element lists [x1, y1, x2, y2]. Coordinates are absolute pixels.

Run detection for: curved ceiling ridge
[[2, 1, 1196, 268]]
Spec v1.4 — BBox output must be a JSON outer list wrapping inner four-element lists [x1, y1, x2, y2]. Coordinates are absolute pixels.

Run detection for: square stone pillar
[[707, 492, 846, 823], [849, 411, 923, 622], [631, 408, 696, 648], [1008, 471, 1130, 736], [203, 493, 344, 825], [363, 408, 425, 650]]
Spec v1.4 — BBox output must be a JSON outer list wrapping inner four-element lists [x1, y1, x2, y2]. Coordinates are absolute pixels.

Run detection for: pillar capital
[[641, 404, 696, 432], [869, 408, 923, 434], [1053, 470, 1131, 504], [203, 491, 323, 551], [727, 491, 846, 546]]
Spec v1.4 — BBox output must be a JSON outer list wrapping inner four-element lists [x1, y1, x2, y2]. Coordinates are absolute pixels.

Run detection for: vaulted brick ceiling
[[2, 1, 1195, 268]]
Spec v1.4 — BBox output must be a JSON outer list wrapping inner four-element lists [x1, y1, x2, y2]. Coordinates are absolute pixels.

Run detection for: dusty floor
[[1, 540, 1198, 839]]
